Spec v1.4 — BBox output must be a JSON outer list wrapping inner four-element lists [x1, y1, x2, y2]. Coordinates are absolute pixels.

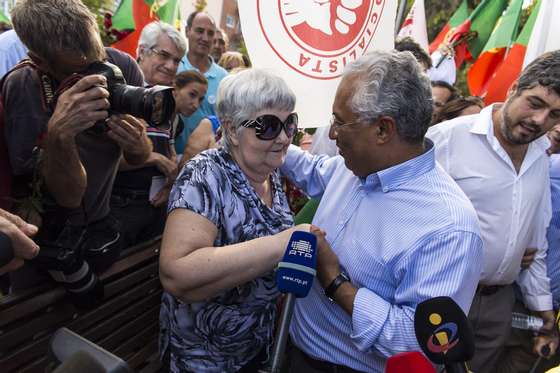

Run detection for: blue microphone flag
[[276, 230, 317, 298]]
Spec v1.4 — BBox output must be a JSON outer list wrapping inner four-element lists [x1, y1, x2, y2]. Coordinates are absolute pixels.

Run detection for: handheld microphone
[[414, 296, 475, 373], [270, 231, 317, 373], [385, 351, 436, 373]]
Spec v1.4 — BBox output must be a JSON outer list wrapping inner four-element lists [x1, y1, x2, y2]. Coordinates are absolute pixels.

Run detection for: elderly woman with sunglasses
[[159, 69, 307, 373]]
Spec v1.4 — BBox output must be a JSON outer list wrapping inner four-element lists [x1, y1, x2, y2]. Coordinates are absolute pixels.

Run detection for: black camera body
[[79, 61, 176, 131]]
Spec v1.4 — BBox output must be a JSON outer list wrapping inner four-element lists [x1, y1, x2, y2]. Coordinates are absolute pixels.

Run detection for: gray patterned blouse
[[160, 148, 294, 373]]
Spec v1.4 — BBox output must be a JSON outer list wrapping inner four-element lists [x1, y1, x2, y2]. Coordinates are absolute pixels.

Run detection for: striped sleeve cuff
[[350, 287, 391, 352]]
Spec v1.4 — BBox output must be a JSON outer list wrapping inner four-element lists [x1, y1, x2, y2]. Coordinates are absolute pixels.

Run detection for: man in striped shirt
[[281, 50, 483, 373]]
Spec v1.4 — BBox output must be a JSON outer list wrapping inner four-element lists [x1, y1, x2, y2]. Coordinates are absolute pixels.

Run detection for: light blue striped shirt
[[547, 154, 560, 309], [281, 141, 483, 372]]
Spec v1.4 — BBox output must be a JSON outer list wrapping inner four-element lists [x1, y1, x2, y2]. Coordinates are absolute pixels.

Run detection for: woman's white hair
[[216, 68, 296, 151]]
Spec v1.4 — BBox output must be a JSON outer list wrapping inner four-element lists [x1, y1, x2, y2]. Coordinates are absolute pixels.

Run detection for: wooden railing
[[0, 238, 163, 373]]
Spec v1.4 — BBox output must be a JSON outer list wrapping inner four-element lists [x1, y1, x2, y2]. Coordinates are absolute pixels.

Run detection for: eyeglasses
[[329, 114, 361, 129], [150, 48, 182, 65], [240, 113, 298, 140]]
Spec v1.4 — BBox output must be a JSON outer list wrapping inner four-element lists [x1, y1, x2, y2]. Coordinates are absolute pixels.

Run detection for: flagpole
[[395, 0, 407, 36]]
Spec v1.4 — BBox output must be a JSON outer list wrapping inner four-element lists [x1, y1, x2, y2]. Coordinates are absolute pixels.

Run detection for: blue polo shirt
[[175, 55, 227, 154]]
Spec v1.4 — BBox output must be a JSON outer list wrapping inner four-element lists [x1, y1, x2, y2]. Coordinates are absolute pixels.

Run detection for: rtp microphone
[[385, 351, 436, 373], [414, 296, 475, 373], [275, 230, 317, 297], [269, 231, 317, 373]]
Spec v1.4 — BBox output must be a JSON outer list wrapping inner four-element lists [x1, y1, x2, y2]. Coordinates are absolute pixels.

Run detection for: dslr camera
[[58, 61, 176, 131]]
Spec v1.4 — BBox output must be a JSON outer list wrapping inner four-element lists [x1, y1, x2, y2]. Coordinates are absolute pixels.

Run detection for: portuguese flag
[[465, 0, 508, 61], [467, 0, 523, 96], [429, 0, 469, 54], [484, 0, 541, 105], [433, 0, 507, 68], [110, 0, 180, 58]]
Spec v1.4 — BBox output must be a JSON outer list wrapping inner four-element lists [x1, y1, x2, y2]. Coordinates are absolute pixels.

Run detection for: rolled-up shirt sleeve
[[281, 144, 342, 198], [350, 230, 483, 357]]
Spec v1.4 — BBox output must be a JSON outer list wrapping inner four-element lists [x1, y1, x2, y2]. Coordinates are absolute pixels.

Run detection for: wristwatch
[[324, 272, 350, 302]]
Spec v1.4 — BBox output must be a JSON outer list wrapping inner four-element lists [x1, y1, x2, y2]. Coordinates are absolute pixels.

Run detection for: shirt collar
[[470, 103, 550, 153], [469, 104, 495, 136], [180, 55, 217, 78], [364, 139, 436, 192]]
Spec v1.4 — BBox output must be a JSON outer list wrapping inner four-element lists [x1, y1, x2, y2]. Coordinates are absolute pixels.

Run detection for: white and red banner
[[397, 0, 429, 52], [238, 0, 397, 128]]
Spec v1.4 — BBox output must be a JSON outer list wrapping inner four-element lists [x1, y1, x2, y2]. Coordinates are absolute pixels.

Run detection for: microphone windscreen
[[276, 230, 317, 297], [414, 296, 475, 365], [385, 351, 436, 373], [52, 351, 105, 373], [546, 367, 560, 373]]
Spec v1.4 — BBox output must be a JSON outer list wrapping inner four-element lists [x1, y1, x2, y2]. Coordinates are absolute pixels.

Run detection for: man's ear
[[137, 47, 147, 62], [375, 116, 397, 144], [507, 81, 519, 99]]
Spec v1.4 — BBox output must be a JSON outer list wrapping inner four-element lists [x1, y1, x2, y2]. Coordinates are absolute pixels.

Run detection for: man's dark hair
[[516, 50, 560, 96], [431, 80, 459, 101], [186, 11, 216, 31], [185, 11, 201, 30], [11, 0, 105, 64], [395, 36, 432, 70]]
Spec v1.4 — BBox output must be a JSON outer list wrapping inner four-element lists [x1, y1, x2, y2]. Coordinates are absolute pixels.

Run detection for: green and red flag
[[433, 0, 507, 68], [429, 0, 469, 54], [484, 0, 541, 105], [467, 0, 523, 96], [109, 0, 180, 58]]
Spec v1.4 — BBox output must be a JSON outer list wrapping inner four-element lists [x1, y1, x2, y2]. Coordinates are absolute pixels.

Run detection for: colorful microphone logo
[[426, 312, 459, 354]]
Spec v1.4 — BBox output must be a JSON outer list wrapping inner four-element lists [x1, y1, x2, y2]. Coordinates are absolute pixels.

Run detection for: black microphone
[[269, 231, 317, 373], [414, 296, 475, 373], [52, 351, 106, 373]]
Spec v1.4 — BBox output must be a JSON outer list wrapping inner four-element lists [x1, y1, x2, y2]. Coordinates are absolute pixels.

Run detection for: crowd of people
[[2, 1, 560, 373]]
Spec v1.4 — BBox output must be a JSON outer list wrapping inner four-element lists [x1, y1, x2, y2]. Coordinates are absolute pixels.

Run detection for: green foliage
[[83, 0, 117, 45]]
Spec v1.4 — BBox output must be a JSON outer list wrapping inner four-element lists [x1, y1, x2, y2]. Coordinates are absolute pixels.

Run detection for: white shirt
[[427, 105, 552, 311]]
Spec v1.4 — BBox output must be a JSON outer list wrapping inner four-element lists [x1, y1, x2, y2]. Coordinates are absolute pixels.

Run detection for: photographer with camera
[[0, 0, 152, 307]]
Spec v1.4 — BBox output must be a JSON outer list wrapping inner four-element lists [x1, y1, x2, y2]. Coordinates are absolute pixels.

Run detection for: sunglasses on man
[[240, 113, 298, 141]]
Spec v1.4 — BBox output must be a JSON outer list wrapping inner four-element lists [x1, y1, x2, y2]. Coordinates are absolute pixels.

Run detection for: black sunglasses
[[240, 113, 298, 140]]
